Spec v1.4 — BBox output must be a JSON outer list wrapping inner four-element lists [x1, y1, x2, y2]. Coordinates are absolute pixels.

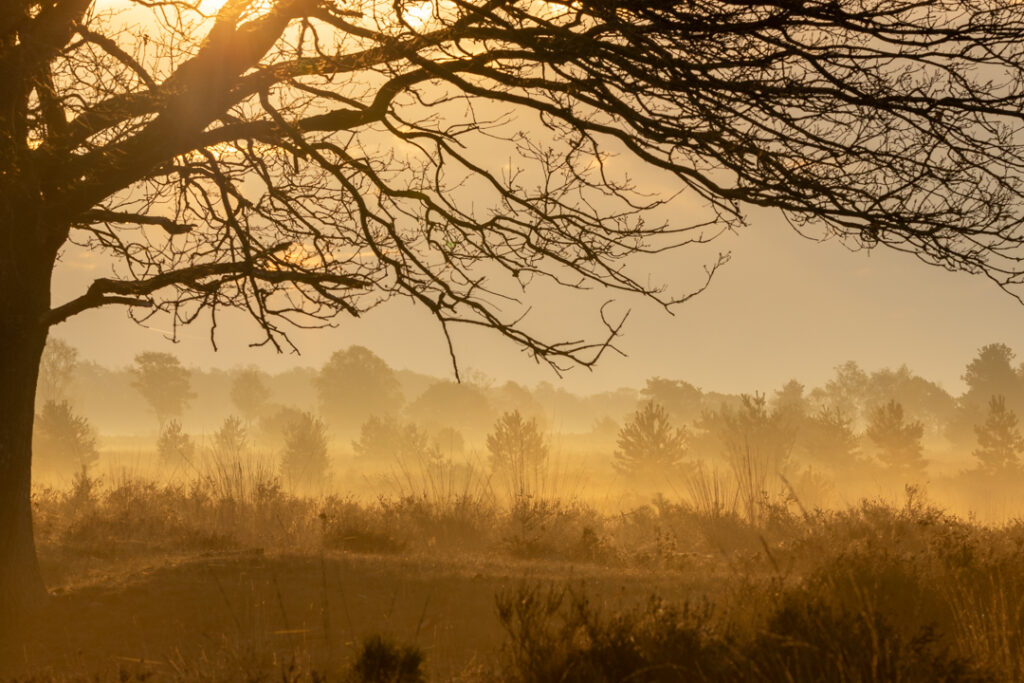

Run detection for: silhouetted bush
[[347, 634, 424, 683], [495, 581, 992, 682]]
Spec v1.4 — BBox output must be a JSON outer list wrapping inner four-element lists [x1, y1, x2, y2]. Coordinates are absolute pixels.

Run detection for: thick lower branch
[[78, 209, 194, 235], [44, 253, 367, 326]]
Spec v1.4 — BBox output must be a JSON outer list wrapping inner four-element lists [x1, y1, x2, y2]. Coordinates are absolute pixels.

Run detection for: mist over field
[[30, 339, 1024, 519], [12, 338, 1024, 680]]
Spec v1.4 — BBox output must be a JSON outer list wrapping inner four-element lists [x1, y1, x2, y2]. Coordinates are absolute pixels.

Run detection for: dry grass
[[15, 459, 1024, 681]]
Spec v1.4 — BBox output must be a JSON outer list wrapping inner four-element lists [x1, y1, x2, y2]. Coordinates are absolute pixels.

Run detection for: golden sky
[[54, 1, 1024, 395], [52, 200, 1024, 396]]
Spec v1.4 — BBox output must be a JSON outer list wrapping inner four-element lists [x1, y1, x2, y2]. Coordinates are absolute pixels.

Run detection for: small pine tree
[[280, 412, 330, 484], [866, 400, 926, 474], [973, 395, 1024, 474], [613, 401, 687, 478], [213, 415, 248, 460], [487, 410, 549, 499], [800, 406, 860, 472], [34, 400, 99, 471], [157, 419, 194, 466]]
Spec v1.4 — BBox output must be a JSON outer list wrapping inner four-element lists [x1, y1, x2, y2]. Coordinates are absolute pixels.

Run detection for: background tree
[[865, 400, 926, 476], [487, 411, 549, 500], [212, 416, 249, 462], [230, 368, 272, 424], [280, 412, 330, 485], [36, 339, 79, 408], [704, 393, 796, 521], [862, 366, 956, 439], [131, 352, 195, 429], [772, 380, 810, 427], [316, 347, 403, 433], [963, 344, 1022, 407], [352, 416, 430, 463], [952, 344, 1024, 444], [489, 381, 547, 426], [809, 362, 870, 427], [405, 381, 495, 439], [711, 393, 797, 475], [613, 401, 688, 480], [797, 407, 861, 474], [10, 0, 1024, 617], [258, 404, 307, 451], [641, 378, 704, 426], [431, 426, 466, 459], [972, 395, 1024, 476], [156, 420, 195, 467], [33, 401, 99, 473]]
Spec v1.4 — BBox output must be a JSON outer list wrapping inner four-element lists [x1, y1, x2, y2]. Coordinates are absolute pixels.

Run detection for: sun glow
[[401, 1, 435, 30], [198, 0, 275, 21]]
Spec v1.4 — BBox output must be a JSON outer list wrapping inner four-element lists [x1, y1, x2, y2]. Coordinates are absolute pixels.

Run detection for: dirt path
[[0, 550, 717, 680]]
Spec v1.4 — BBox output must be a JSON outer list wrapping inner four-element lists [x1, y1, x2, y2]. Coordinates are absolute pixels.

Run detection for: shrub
[[495, 584, 728, 683], [348, 634, 424, 683]]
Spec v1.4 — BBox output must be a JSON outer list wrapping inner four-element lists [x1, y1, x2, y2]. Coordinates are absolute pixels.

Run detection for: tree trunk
[[0, 223, 55, 625]]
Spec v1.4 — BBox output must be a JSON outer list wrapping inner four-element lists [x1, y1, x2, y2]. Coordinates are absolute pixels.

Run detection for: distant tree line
[[32, 341, 1024, 490]]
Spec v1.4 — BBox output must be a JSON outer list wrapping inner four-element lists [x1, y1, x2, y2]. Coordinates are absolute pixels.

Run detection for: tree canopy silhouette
[[6, 0, 1024, 615]]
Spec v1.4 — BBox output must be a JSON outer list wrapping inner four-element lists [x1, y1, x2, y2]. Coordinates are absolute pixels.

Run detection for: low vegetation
[[14, 455, 1024, 681], [14, 341, 1024, 679]]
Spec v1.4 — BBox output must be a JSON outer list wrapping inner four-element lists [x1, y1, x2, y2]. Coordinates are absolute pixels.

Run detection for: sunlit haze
[[53, 206, 1024, 395]]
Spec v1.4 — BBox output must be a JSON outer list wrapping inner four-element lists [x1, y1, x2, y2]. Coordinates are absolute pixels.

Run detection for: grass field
[[3, 458, 1024, 681]]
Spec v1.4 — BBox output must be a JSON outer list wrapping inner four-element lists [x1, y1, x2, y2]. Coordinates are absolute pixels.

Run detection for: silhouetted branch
[[9, 0, 1024, 373]]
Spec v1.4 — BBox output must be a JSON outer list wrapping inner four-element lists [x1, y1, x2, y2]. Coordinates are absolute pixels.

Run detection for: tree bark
[[0, 206, 58, 626]]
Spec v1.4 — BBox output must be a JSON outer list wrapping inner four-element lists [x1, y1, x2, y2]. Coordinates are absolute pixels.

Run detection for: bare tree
[[6, 0, 1024, 616]]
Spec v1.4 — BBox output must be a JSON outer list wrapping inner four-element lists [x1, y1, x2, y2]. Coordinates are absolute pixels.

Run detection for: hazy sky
[[51, 199, 1024, 397], [50, 2, 1024, 397]]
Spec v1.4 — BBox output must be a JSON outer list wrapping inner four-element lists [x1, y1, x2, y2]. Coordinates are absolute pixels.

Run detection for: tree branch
[[45, 246, 369, 327], [78, 209, 195, 236]]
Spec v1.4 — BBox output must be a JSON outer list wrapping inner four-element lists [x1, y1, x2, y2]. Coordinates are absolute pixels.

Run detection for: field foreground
[[1, 550, 710, 681], [4, 471, 1024, 681]]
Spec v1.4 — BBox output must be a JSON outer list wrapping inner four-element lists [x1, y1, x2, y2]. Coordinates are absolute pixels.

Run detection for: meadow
[[4, 447, 1024, 682], [10, 342, 1024, 680]]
